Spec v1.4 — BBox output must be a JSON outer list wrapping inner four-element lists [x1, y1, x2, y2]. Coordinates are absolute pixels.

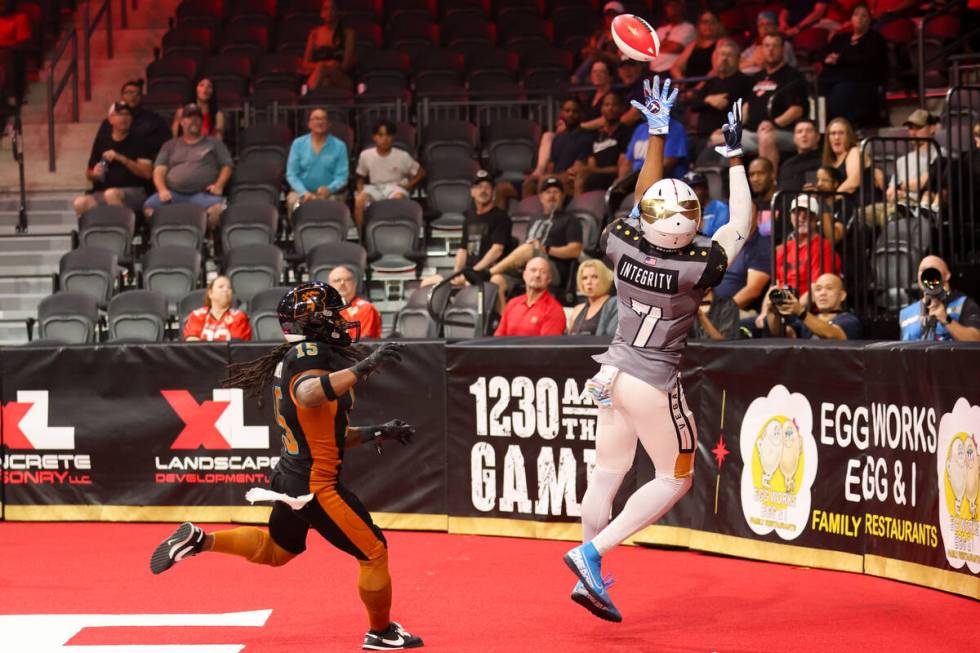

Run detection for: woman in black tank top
[[670, 11, 724, 80], [568, 259, 616, 336]]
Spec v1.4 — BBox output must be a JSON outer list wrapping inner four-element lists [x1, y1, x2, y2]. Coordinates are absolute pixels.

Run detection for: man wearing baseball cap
[[774, 193, 840, 297], [143, 102, 233, 228], [73, 101, 154, 217], [886, 109, 942, 210], [421, 170, 512, 289], [477, 175, 582, 315]]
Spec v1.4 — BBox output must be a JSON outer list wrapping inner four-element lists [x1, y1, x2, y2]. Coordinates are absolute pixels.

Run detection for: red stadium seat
[[793, 27, 829, 54], [878, 18, 915, 44], [924, 14, 960, 42]]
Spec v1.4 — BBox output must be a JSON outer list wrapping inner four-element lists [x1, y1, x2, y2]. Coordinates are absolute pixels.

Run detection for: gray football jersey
[[593, 218, 728, 391]]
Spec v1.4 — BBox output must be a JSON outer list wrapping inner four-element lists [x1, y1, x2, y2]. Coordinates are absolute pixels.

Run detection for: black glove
[[351, 342, 404, 380], [367, 419, 416, 455]]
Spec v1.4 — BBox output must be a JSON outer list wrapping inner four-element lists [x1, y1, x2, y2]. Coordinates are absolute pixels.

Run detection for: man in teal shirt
[[286, 107, 349, 216]]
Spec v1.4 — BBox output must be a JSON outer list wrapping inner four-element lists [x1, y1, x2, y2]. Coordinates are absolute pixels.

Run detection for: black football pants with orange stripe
[[209, 469, 393, 630]]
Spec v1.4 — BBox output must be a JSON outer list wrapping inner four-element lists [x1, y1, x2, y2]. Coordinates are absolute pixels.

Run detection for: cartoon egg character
[[757, 417, 784, 487], [947, 437, 968, 515], [965, 435, 979, 519], [779, 420, 802, 492]]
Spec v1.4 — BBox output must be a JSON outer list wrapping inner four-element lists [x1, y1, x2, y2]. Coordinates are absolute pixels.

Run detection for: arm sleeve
[[360, 305, 382, 339], [87, 135, 102, 169], [833, 312, 864, 340], [491, 212, 511, 246], [540, 303, 567, 335], [182, 311, 203, 340], [494, 304, 511, 336], [328, 140, 350, 193], [153, 141, 172, 168], [712, 164, 752, 262], [286, 141, 307, 194], [230, 312, 252, 341], [564, 216, 583, 244], [355, 150, 369, 178], [214, 141, 233, 167]]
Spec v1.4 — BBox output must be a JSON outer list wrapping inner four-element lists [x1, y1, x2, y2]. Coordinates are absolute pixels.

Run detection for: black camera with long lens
[[920, 267, 947, 303], [769, 287, 793, 305]]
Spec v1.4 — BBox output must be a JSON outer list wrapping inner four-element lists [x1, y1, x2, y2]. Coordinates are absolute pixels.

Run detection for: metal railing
[[418, 93, 557, 131], [46, 28, 80, 173], [768, 189, 848, 297], [942, 85, 979, 266], [82, 0, 114, 101], [858, 136, 946, 318], [10, 107, 27, 233]]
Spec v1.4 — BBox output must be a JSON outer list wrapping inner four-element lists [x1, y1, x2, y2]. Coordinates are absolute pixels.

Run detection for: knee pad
[[358, 551, 391, 592]]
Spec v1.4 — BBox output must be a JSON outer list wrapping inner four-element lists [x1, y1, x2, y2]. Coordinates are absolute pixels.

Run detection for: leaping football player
[[563, 76, 751, 622], [149, 282, 424, 650]]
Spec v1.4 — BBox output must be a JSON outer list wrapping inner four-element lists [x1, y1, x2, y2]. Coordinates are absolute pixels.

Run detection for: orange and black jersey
[[272, 341, 354, 483]]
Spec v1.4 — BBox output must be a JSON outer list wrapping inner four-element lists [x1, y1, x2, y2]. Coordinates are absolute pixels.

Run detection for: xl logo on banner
[[1, 390, 74, 449], [162, 389, 269, 450], [740, 385, 818, 541], [937, 397, 980, 574]]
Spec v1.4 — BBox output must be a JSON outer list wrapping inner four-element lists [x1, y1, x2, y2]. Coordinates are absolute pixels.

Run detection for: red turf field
[[0, 523, 974, 652]]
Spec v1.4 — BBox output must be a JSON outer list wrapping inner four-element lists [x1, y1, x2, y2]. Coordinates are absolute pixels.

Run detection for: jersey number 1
[[630, 299, 662, 347]]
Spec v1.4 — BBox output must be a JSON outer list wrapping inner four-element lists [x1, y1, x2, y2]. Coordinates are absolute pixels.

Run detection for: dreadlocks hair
[[222, 342, 372, 405]]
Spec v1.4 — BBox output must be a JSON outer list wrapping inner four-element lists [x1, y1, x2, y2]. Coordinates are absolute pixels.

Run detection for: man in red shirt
[[494, 256, 566, 336], [774, 194, 840, 297], [328, 265, 382, 339]]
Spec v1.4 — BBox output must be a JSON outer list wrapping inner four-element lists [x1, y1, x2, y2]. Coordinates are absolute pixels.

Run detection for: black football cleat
[[362, 621, 424, 650], [150, 522, 205, 575]]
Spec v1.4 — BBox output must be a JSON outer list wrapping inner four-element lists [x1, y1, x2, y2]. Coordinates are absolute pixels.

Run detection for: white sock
[[591, 475, 692, 556], [580, 467, 626, 542]]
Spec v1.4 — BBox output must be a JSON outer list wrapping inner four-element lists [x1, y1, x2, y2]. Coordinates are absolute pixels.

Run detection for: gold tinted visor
[[638, 198, 700, 223]]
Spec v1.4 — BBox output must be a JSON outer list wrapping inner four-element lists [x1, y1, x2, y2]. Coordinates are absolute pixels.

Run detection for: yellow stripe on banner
[[631, 524, 694, 548], [449, 516, 583, 541], [864, 555, 980, 600], [688, 530, 864, 574], [370, 513, 448, 531]]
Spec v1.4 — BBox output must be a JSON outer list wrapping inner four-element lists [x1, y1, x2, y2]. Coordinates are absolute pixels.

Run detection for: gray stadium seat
[[363, 198, 425, 274], [224, 243, 285, 308], [219, 202, 279, 253], [149, 204, 207, 250], [392, 286, 437, 338], [249, 286, 292, 341], [143, 246, 203, 312], [486, 118, 541, 184], [421, 119, 478, 166], [36, 291, 99, 344], [107, 289, 169, 342], [292, 199, 352, 260], [77, 205, 136, 263], [58, 247, 118, 308], [427, 178, 471, 231], [443, 282, 497, 338], [307, 241, 367, 296]]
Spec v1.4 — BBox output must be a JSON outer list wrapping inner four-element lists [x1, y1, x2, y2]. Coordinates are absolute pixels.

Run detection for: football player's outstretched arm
[[631, 76, 679, 205], [710, 100, 752, 263], [293, 342, 404, 408]]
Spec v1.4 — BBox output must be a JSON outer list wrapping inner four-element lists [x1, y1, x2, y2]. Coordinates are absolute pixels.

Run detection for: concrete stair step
[[0, 234, 74, 252], [0, 251, 65, 268], [0, 210, 78, 228], [0, 276, 54, 294], [0, 293, 49, 311], [0, 309, 37, 321], [0, 322, 31, 345], [0, 264, 60, 276]]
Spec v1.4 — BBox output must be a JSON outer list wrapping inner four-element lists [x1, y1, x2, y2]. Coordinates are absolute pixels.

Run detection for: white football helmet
[[637, 178, 702, 249]]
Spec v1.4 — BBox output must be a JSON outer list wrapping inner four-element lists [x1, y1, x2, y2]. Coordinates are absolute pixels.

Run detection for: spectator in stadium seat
[[650, 0, 696, 74], [567, 259, 617, 336], [774, 194, 841, 297], [620, 116, 688, 180], [823, 116, 883, 206], [819, 3, 889, 128], [581, 60, 616, 124], [485, 176, 583, 315], [494, 256, 566, 336], [762, 272, 863, 339], [886, 109, 941, 210], [778, 118, 823, 193], [0, 0, 30, 112], [353, 120, 425, 227], [730, 33, 807, 170], [670, 10, 725, 81], [573, 2, 625, 84], [749, 157, 780, 241], [96, 80, 172, 161], [286, 108, 349, 217], [571, 92, 631, 194], [690, 39, 752, 146], [171, 78, 225, 141], [328, 265, 382, 340], [523, 97, 593, 198], [684, 170, 729, 237], [715, 203, 773, 313], [73, 102, 153, 216], [689, 288, 741, 340], [899, 255, 980, 342], [805, 165, 848, 243], [422, 170, 512, 289], [302, 0, 355, 92], [779, 1, 829, 38], [183, 275, 252, 342], [143, 103, 232, 228], [740, 11, 798, 75]]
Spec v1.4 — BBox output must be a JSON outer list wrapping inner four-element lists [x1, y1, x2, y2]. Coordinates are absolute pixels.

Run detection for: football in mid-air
[[611, 14, 660, 62]]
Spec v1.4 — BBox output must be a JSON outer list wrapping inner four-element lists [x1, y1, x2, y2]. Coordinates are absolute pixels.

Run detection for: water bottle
[[96, 155, 109, 181]]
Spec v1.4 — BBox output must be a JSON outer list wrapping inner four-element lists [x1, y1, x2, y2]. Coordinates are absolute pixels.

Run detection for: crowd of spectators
[[48, 0, 980, 345]]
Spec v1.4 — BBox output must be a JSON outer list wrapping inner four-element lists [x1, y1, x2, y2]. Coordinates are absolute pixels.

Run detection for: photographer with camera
[[760, 273, 862, 340], [900, 255, 980, 342]]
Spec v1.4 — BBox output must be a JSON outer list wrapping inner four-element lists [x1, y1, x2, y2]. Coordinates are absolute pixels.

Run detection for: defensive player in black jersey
[[149, 282, 424, 650]]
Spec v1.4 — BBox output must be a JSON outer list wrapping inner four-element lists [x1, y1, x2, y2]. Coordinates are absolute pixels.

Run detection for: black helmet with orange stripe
[[277, 281, 361, 346]]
